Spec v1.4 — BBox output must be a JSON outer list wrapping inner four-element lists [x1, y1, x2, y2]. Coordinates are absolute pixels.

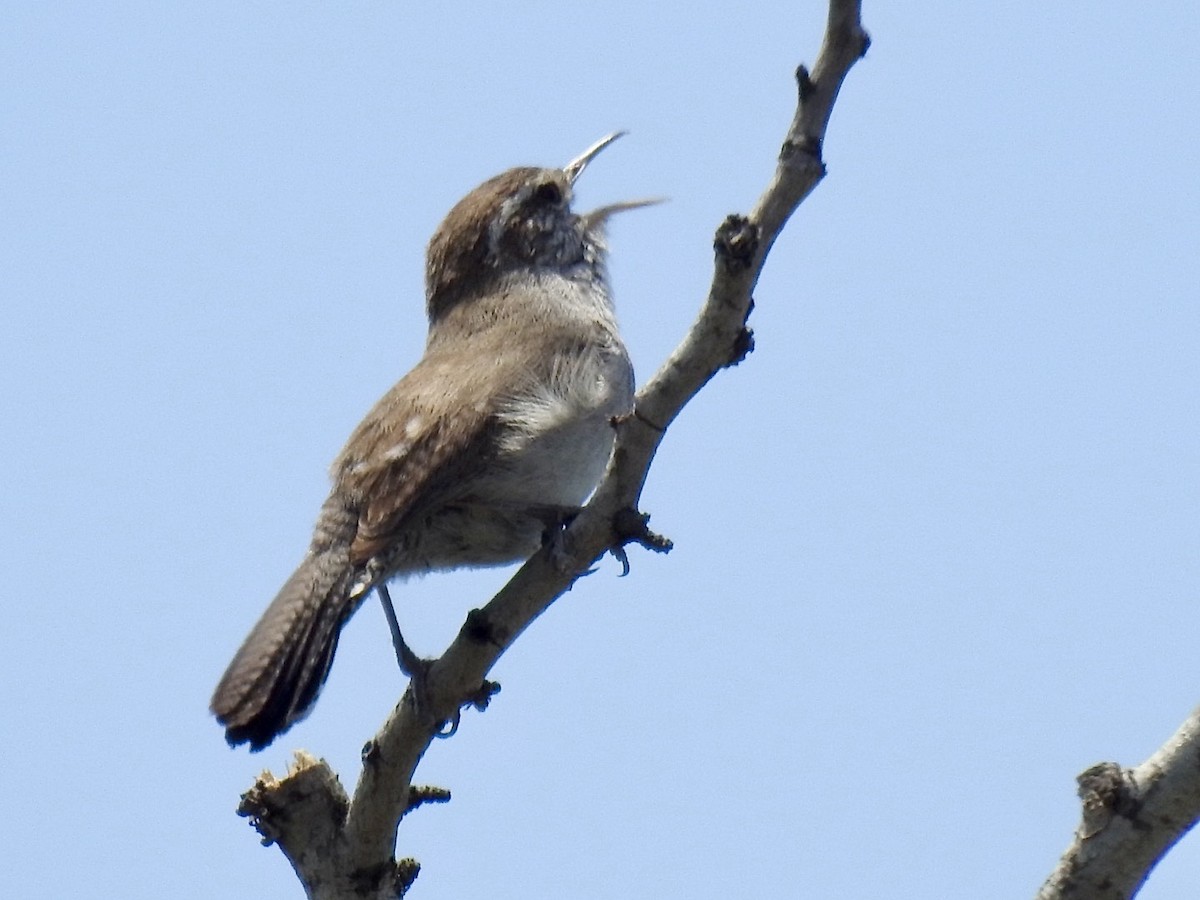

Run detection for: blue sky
[[3, 2, 1199, 897]]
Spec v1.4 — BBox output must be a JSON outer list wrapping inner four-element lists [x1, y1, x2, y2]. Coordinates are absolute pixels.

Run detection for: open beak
[[564, 131, 666, 227]]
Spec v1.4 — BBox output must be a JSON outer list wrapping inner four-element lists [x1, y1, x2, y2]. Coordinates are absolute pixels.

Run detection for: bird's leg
[[377, 582, 424, 677], [376, 583, 441, 725]]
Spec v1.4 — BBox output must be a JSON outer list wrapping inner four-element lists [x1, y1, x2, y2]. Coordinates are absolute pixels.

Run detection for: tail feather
[[212, 533, 364, 750]]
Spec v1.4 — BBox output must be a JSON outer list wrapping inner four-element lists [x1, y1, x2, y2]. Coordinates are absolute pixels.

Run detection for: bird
[[210, 133, 657, 750]]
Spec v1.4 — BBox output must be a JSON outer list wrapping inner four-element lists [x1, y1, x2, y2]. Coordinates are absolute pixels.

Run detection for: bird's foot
[[609, 508, 673, 575]]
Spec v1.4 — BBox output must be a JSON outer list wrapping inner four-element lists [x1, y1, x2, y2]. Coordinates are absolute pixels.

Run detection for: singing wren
[[211, 133, 656, 750]]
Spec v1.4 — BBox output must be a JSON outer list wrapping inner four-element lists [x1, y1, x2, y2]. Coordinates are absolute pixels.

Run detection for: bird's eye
[[533, 181, 563, 205]]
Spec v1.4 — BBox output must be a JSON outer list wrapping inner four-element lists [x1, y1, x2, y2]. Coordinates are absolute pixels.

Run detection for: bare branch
[[1037, 709, 1200, 899], [231, 4, 868, 896]]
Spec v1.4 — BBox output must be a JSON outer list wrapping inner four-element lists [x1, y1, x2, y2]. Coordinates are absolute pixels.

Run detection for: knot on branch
[[714, 215, 759, 274], [780, 135, 826, 175], [1077, 762, 1140, 838], [362, 738, 382, 766], [726, 327, 755, 367], [788, 66, 825, 168], [725, 298, 756, 368], [463, 607, 504, 648]]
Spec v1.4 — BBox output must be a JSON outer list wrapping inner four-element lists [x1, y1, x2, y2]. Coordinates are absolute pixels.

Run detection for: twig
[[1036, 709, 1200, 899]]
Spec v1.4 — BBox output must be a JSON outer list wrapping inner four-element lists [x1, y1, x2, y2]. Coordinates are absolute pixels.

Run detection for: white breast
[[493, 341, 634, 508]]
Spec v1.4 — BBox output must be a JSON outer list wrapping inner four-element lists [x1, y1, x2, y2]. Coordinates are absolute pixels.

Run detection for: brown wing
[[332, 343, 528, 566], [343, 411, 502, 564]]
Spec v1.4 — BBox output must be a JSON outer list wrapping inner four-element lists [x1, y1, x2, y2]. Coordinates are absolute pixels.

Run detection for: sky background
[[3, 2, 1199, 898]]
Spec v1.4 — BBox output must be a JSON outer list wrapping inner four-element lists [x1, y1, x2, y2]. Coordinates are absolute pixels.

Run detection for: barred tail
[[211, 500, 364, 750]]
